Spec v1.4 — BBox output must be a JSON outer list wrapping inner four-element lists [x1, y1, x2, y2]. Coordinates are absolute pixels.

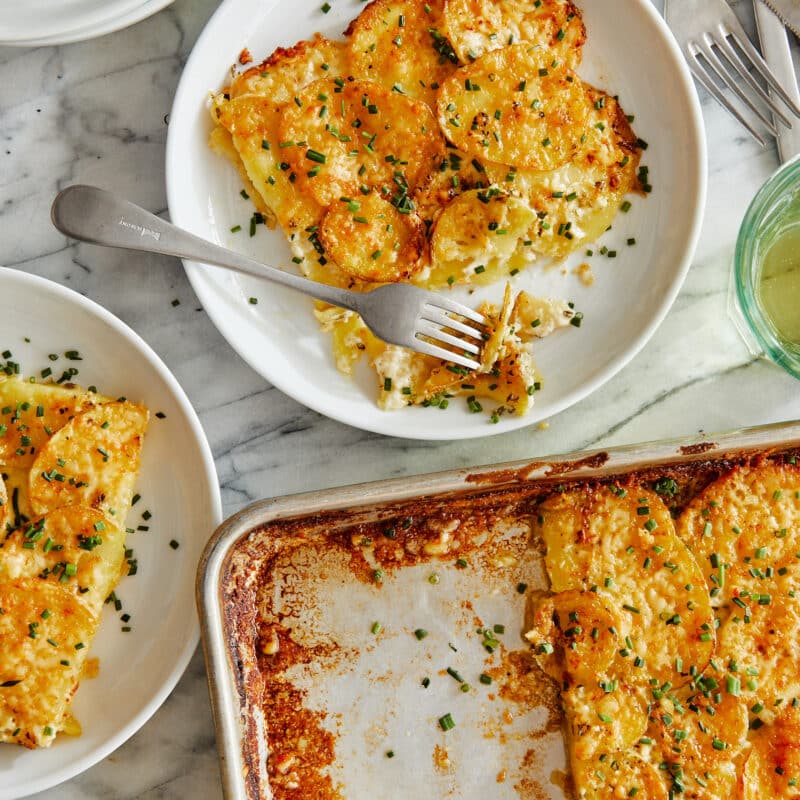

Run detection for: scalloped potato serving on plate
[[0, 375, 148, 749], [209, 0, 644, 418]]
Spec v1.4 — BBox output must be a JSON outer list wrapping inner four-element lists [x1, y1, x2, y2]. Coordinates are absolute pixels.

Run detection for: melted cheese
[[436, 44, 592, 170], [278, 78, 444, 206], [319, 194, 427, 282], [29, 401, 148, 519], [443, 0, 586, 66], [346, 0, 458, 109], [0, 386, 147, 748], [530, 462, 800, 799], [0, 377, 108, 468]]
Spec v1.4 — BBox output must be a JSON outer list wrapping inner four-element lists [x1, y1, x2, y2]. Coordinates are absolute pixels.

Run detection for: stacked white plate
[[0, 0, 174, 47]]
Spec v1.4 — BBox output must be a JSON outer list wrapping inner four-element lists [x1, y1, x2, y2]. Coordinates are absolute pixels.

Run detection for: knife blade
[[754, 0, 800, 162], [760, 0, 800, 38]]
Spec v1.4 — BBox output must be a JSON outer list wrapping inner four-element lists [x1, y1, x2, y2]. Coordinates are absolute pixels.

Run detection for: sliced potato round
[[226, 35, 347, 101], [346, 0, 459, 109], [29, 401, 148, 519], [565, 683, 649, 761], [0, 578, 96, 748], [526, 590, 618, 684], [676, 462, 800, 604], [214, 95, 323, 237], [417, 85, 640, 267], [537, 486, 715, 687], [412, 147, 500, 225], [0, 377, 106, 469], [493, 87, 640, 261], [279, 78, 445, 206], [644, 693, 745, 800], [211, 35, 353, 288], [429, 188, 535, 286], [717, 593, 800, 711], [742, 702, 800, 798], [534, 489, 595, 592], [648, 690, 748, 773], [436, 44, 592, 169], [319, 193, 426, 282], [443, 0, 586, 66], [572, 752, 667, 800], [0, 506, 126, 612]]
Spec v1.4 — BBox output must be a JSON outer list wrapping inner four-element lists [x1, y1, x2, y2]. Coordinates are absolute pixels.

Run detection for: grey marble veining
[[1, 0, 800, 797]]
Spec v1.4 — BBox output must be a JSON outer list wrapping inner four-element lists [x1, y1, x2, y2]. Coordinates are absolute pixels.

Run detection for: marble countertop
[[1, 0, 799, 797]]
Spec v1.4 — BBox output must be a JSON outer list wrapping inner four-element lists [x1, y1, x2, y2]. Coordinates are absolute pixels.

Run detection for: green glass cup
[[732, 156, 800, 380]]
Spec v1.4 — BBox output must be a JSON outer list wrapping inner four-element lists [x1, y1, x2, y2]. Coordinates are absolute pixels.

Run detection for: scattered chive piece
[[439, 713, 455, 731], [447, 667, 464, 683]]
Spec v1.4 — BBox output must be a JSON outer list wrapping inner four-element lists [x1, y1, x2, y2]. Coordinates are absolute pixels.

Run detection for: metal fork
[[50, 185, 487, 371], [665, 0, 800, 145]]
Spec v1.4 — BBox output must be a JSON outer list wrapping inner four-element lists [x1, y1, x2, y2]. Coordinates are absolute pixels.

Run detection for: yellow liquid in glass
[[758, 223, 800, 344]]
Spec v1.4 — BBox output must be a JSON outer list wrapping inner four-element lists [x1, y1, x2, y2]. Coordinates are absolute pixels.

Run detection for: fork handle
[[50, 185, 362, 313]]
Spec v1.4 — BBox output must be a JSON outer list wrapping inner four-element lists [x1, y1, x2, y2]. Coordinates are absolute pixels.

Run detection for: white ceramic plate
[[0, 0, 174, 46], [166, 0, 706, 441], [0, 268, 221, 800]]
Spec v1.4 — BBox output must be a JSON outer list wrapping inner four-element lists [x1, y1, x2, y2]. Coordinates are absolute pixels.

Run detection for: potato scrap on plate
[[210, 0, 644, 416], [0, 376, 148, 749], [443, 0, 586, 66], [528, 460, 800, 798]]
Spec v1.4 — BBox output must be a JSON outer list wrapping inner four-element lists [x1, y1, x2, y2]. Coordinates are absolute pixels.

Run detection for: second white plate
[[0, 268, 221, 799], [166, 0, 706, 441], [0, 0, 174, 46]]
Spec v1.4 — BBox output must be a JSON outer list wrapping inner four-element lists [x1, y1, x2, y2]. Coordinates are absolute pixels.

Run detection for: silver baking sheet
[[197, 419, 800, 800]]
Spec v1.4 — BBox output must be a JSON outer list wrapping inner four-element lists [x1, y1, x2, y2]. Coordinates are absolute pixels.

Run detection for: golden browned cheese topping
[[346, 0, 459, 108], [443, 0, 586, 65], [436, 45, 592, 171], [209, 0, 645, 417], [0, 375, 148, 749], [529, 460, 800, 798], [278, 77, 444, 207]]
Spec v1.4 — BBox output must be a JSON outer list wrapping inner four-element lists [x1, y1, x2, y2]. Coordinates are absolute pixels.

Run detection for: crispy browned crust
[[240, 34, 338, 84]]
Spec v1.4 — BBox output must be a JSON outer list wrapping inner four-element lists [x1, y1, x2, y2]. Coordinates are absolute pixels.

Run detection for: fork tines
[[415, 299, 488, 372], [675, 5, 800, 145]]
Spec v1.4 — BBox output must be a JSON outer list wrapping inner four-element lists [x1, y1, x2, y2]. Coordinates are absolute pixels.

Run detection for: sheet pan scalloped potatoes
[[528, 458, 800, 799], [209, 0, 643, 418], [0, 375, 148, 749]]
